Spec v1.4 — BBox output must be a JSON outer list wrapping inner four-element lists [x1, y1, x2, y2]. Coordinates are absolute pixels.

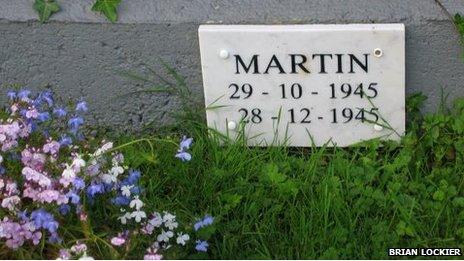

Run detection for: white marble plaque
[[198, 24, 405, 147]]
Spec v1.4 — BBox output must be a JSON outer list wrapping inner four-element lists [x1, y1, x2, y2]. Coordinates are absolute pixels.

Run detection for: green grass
[[2, 65, 464, 259], [93, 91, 464, 259], [79, 65, 464, 259]]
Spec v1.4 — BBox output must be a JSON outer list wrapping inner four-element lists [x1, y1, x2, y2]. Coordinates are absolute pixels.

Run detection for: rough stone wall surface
[[0, 0, 463, 131]]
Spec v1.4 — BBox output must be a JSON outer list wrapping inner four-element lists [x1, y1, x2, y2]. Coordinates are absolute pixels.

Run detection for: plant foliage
[[33, 0, 60, 23], [91, 0, 122, 23]]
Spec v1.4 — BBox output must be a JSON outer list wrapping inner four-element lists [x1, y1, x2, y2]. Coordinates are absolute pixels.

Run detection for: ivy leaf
[[33, 0, 60, 23], [92, 0, 121, 23]]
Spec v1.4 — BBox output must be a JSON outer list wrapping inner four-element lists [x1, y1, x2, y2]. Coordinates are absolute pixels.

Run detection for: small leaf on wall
[[33, 0, 60, 23], [92, 0, 122, 23]]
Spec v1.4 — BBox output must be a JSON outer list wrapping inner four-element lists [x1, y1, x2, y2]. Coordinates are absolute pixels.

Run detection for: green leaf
[[433, 190, 446, 201], [455, 13, 464, 39], [33, 0, 60, 23], [92, 0, 122, 23], [264, 163, 286, 184]]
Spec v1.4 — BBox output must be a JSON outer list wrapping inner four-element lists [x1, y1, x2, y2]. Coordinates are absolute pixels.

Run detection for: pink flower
[[37, 190, 61, 204], [21, 149, 46, 171], [0, 217, 42, 249], [25, 108, 38, 119], [18, 123, 31, 138], [1, 196, 20, 211], [5, 181, 19, 195], [43, 140, 60, 155], [58, 249, 71, 260], [22, 167, 51, 187], [110, 235, 126, 246], [1, 140, 18, 152], [144, 247, 162, 260], [70, 242, 88, 255], [23, 186, 39, 200], [31, 231, 42, 245]]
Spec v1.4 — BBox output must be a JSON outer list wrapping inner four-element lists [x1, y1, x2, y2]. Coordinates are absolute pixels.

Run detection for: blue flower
[[7, 91, 16, 100], [112, 196, 130, 206], [179, 136, 193, 151], [0, 166, 5, 176], [87, 183, 104, 198], [130, 185, 141, 195], [75, 101, 88, 112], [68, 116, 84, 133], [31, 209, 59, 233], [37, 90, 54, 107], [175, 151, 192, 162], [59, 135, 73, 146], [67, 191, 80, 205], [176, 136, 193, 162], [18, 89, 31, 100], [20, 109, 27, 118], [30, 121, 38, 132], [31, 209, 49, 226], [48, 232, 62, 243], [18, 210, 28, 221], [194, 214, 215, 231], [202, 215, 214, 226], [194, 220, 203, 231], [121, 170, 141, 186], [37, 112, 50, 122], [72, 177, 85, 190], [53, 108, 67, 118], [195, 240, 209, 252], [59, 205, 71, 215]]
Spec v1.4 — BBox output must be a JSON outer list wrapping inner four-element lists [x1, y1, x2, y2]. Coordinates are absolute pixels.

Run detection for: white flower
[[72, 156, 86, 169], [165, 219, 178, 230], [101, 173, 117, 184], [110, 165, 124, 176], [130, 210, 147, 222], [121, 185, 133, 197], [157, 230, 174, 242], [1, 196, 20, 211], [163, 212, 176, 222], [129, 196, 144, 210], [93, 142, 113, 157], [0, 154, 3, 164], [101, 142, 113, 151], [149, 212, 163, 227], [176, 233, 190, 246], [59, 165, 75, 187], [163, 212, 178, 230], [62, 166, 75, 179], [118, 212, 132, 225]]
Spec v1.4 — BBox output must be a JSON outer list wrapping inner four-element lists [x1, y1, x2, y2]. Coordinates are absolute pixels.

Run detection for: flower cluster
[[0, 89, 209, 259], [193, 215, 215, 252], [0, 89, 88, 247], [111, 207, 216, 259]]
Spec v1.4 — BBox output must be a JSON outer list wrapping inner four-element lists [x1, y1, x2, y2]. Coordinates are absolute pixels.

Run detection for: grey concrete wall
[[0, 0, 463, 131]]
